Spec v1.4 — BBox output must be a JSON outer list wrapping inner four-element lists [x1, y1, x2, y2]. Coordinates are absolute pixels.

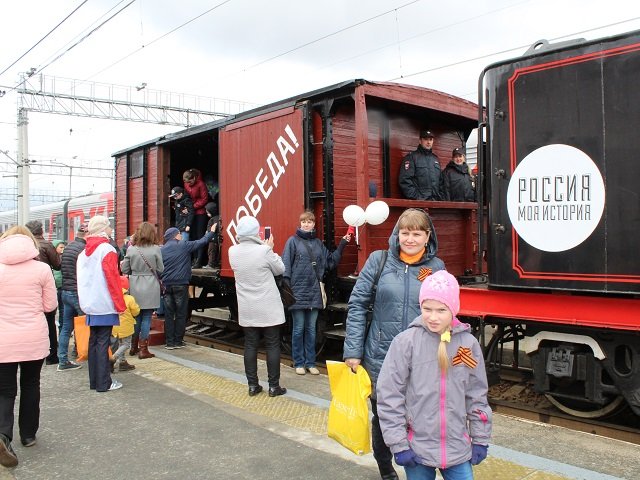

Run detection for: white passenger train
[[0, 192, 114, 242]]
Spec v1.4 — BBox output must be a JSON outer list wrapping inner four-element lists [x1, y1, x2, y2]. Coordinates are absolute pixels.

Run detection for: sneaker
[[295, 367, 306, 375], [107, 380, 123, 391], [0, 434, 18, 468], [57, 361, 82, 371], [165, 344, 178, 350], [175, 341, 187, 348], [307, 367, 320, 375]]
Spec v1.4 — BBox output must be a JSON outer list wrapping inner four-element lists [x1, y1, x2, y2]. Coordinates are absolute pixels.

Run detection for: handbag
[[326, 361, 372, 455], [275, 275, 296, 307], [135, 247, 167, 296], [299, 239, 327, 309]]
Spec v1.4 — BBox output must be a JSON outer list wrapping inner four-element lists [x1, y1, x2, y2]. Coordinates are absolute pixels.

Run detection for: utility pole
[[17, 106, 29, 224]]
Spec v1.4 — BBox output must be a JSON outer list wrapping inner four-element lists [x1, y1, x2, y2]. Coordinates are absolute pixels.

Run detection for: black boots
[[268, 386, 287, 397], [248, 385, 263, 396]]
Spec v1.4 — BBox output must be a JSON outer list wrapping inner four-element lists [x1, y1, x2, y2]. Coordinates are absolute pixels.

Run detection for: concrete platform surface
[[1, 342, 639, 480]]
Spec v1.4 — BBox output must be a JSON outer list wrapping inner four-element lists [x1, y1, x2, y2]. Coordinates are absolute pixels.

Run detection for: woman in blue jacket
[[343, 208, 445, 480], [282, 211, 351, 375]]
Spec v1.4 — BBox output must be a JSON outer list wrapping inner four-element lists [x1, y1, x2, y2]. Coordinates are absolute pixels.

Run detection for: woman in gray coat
[[228, 216, 287, 398], [121, 222, 164, 359], [343, 209, 445, 480]]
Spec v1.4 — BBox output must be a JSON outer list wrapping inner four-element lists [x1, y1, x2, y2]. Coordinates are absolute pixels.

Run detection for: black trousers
[[88, 326, 113, 392], [164, 285, 189, 346], [0, 359, 44, 442], [370, 397, 393, 471], [45, 310, 58, 364], [243, 325, 281, 388], [192, 214, 208, 265]]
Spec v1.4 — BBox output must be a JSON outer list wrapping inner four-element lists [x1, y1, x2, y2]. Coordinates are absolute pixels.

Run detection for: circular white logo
[[506, 144, 605, 252]]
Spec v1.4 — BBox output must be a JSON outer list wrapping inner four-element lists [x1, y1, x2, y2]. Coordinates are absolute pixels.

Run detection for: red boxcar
[[113, 80, 479, 282]]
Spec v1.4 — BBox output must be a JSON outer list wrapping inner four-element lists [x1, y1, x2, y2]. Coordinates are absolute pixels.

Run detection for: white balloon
[[343, 205, 366, 227], [365, 201, 390, 226]]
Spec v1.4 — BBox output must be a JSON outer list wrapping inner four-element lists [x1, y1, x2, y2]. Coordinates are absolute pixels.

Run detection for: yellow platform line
[[131, 357, 570, 480]]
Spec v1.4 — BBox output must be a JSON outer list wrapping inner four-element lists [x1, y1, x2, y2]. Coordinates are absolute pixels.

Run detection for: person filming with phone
[[282, 210, 352, 376]]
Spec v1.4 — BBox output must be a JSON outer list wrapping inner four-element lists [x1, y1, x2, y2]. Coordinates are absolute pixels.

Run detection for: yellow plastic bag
[[326, 360, 372, 455]]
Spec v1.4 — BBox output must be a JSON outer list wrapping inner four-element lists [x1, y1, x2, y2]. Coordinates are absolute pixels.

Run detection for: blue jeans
[[163, 285, 189, 346], [156, 296, 165, 316], [58, 290, 83, 364], [134, 309, 153, 340], [181, 231, 190, 242], [405, 461, 473, 480], [290, 309, 319, 368]]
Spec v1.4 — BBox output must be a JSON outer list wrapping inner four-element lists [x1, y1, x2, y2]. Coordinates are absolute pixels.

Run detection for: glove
[[394, 449, 418, 467], [471, 444, 488, 465]]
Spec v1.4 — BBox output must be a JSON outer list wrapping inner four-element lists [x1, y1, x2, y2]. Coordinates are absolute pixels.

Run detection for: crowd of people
[[1, 162, 491, 478]]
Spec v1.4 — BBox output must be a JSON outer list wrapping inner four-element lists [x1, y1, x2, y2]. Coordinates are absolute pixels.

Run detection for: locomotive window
[[129, 150, 144, 178]]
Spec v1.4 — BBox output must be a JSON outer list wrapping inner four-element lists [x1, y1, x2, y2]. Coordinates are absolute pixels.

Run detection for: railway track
[[185, 314, 640, 445], [489, 379, 640, 444]]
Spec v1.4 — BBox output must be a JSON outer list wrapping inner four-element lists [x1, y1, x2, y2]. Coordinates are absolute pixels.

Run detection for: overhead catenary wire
[[0, 0, 89, 80], [1, 0, 136, 96], [202, 0, 421, 88], [84, 0, 236, 82], [313, 0, 530, 75], [36, 1, 137, 80], [388, 15, 640, 82], [35, 0, 134, 77]]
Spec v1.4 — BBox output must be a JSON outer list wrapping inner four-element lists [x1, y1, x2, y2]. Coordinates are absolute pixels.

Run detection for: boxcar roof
[[112, 79, 477, 156]]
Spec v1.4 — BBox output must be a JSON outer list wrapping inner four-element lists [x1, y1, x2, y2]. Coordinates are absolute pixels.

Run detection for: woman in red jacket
[[183, 168, 210, 267]]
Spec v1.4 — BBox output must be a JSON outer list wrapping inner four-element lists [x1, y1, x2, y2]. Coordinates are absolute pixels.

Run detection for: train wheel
[[545, 393, 626, 419]]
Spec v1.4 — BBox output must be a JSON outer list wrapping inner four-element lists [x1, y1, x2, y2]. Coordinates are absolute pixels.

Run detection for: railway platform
[[1, 343, 638, 480]]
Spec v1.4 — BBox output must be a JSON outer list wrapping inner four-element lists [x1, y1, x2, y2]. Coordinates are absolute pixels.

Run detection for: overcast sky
[[0, 0, 638, 210]]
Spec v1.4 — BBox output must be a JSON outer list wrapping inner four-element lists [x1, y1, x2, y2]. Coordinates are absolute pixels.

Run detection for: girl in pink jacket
[[0, 226, 58, 468]]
